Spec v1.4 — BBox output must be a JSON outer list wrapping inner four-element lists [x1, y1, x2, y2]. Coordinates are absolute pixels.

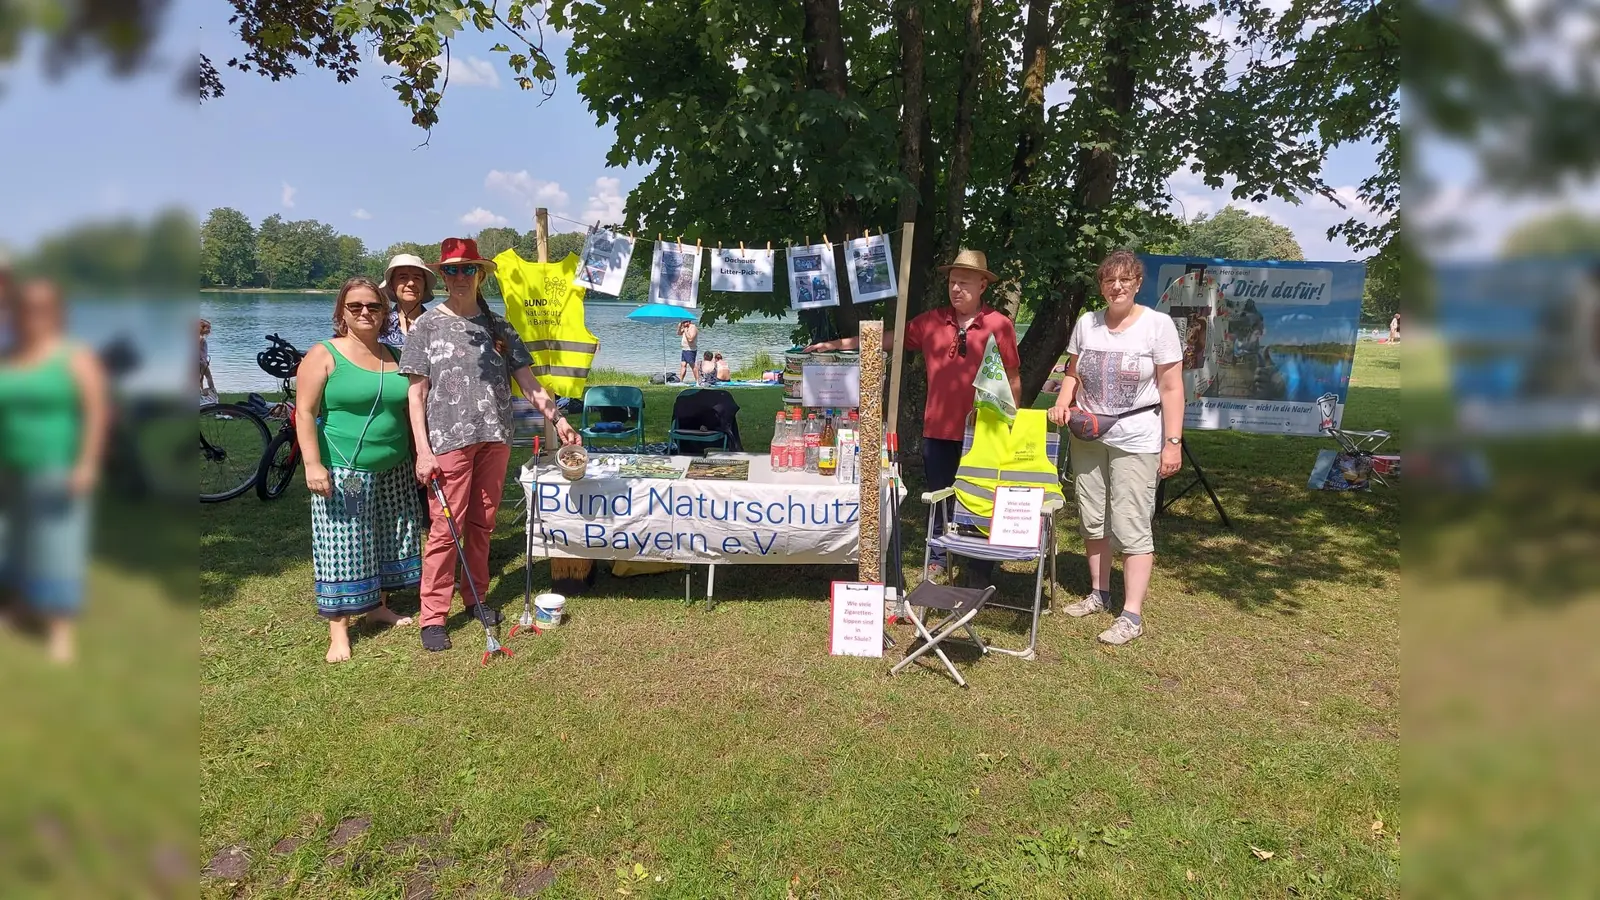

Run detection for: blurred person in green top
[[0, 279, 110, 664], [294, 277, 423, 663]]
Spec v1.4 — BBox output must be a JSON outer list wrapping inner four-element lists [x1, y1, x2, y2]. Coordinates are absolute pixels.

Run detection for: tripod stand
[[1155, 438, 1232, 528]]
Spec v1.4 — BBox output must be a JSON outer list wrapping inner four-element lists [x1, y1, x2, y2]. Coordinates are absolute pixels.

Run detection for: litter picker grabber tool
[[429, 476, 513, 666], [510, 436, 541, 638], [886, 433, 909, 626]]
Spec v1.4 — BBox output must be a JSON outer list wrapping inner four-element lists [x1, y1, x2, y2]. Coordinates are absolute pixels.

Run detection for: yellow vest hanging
[[953, 407, 1065, 526], [494, 250, 599, 399]]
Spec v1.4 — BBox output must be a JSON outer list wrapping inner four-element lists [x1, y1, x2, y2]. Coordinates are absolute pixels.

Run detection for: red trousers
[[419, 441, 511, 628]]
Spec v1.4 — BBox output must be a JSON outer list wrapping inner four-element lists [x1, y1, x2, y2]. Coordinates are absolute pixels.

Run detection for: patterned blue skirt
[[311, 464, 422, 618]]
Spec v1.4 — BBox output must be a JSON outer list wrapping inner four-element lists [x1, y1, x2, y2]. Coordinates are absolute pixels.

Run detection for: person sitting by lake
[[1047, 250, 1185, 646], [698, 349, 719, 383], [294, 277, 421, 663], [714, 351, 731, 382], [400, 238, 580, 654], [0, 279, 111, 664], [379, 253, 435, 350]]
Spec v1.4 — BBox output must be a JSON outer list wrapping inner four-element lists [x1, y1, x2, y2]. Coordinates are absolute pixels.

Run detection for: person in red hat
[[398, 237, 581, 653]]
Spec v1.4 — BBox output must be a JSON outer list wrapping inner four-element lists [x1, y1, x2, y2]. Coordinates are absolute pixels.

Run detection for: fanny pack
[[1068, 403, 1160, 441]]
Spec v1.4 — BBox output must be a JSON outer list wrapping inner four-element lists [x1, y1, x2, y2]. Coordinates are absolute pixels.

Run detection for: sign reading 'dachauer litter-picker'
[[523, 472, 860, 565], [1134, 254, 1366, 437]]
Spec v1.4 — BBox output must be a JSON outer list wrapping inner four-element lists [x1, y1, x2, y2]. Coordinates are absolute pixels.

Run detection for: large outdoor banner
[[1135, 254, 1366, 436], [525, 475, 860, 565]]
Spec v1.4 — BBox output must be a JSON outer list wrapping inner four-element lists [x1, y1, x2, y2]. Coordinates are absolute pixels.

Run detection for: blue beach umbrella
[[627, 304, 699, 372]]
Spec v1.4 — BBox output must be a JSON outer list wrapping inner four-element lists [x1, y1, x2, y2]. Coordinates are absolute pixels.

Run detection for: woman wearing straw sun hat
[[378, 253, 436, 350], [398, 237, 581, 653]]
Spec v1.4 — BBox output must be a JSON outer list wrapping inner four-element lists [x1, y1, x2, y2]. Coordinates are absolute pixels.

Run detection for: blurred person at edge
[[0, 279, 111, 663], [295, 277, 422, 663]]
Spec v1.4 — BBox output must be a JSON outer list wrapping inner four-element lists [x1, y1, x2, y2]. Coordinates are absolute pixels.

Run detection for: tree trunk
[[997, 0, 1053, 260], [942, 0, 985, 254], [802, 0, 861, 338], [1015, 0, 1148, 406]]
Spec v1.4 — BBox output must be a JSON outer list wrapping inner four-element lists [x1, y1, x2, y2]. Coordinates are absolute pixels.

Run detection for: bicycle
[[254, 333, 306, 501], [200, 401, 270, 502]]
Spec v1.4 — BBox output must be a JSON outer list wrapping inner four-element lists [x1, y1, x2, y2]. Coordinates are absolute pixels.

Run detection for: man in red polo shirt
[[808, 249, 1021, 577]]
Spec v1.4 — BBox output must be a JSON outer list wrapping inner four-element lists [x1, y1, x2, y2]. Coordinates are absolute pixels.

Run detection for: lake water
[[199, 292, 802, 393]]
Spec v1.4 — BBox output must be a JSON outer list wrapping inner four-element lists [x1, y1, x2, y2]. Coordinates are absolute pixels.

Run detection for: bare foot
[[326, 618, 352, 663], [47, 619, 75, 665], [364, 606, 413, 627]]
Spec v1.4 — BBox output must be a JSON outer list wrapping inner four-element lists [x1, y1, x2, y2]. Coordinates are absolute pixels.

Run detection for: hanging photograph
[[573, 227, 635, 296], [786, 242, 840, 310], [649, 240, 703, 308], [843, 233, 897, 303], [709, 248, 775, 292]]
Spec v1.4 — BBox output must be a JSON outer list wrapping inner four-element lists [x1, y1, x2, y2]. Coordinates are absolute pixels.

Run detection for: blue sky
[[0, 0, 1396, 263]]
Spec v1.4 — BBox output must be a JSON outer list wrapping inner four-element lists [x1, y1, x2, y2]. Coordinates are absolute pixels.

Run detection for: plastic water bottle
[[786, 408, 804, 471], [771, 411, 787, 472], [804, 413, 821, 473]]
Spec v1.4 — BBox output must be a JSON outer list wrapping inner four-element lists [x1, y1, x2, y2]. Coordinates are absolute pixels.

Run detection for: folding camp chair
[[1315, 392, 1397, 486], [888, 584, 997, 688], [579, 385, 645, 452], [912, 417, 1064, 663]]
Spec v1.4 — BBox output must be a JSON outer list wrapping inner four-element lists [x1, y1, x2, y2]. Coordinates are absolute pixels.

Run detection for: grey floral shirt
[[398, 307, 535, 456]]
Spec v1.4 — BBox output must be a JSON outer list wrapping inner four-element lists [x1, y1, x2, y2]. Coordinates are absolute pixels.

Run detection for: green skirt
[[311, 464, 422, 618]]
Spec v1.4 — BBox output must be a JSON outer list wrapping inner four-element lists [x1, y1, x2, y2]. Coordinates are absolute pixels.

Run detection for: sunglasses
[[344, 302, 384, 314], [440, 264, 480, 277], [954, 327, 968, 358]]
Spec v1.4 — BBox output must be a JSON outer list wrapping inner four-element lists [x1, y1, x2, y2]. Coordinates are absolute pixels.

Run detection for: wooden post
[[535, 208, 550, 263], [857, 321, 884, 583], [886, 220, 915, 437]]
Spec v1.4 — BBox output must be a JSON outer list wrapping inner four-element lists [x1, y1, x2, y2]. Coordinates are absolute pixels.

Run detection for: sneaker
[[464, 605, 503, 627], [421, 625, 452, 652], [924, 562, 948, 584], [1098, 616, 1143, 646], [1062, 592, 1108, 618]]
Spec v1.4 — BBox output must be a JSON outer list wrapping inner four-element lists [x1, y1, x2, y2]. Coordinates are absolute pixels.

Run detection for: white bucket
[[534, 593, 566, 629]]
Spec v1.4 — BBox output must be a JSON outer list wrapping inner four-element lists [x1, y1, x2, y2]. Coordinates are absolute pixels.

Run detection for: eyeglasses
[[954, 327, 968, 358], [344, 302, 384, 314], [440, 264, 480, 277]]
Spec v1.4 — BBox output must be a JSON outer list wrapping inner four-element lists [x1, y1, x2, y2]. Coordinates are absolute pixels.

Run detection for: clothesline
[[542, 210, 910, 252]]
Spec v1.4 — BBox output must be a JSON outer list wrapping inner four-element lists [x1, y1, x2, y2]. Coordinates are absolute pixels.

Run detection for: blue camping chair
[[667, 388, 730, 455], [578, 385, 645, 452]]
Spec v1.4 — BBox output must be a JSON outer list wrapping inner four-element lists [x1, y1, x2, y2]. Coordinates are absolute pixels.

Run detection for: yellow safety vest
[[495, 250, 599, 399], [953, 408, 1065, 525]]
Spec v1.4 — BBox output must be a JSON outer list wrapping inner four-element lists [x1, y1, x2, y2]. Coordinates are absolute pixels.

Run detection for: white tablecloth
[[519, 453, 861, 565]]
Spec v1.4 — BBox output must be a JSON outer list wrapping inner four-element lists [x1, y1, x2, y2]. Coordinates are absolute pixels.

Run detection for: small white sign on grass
[[829, 581, 885, 658]]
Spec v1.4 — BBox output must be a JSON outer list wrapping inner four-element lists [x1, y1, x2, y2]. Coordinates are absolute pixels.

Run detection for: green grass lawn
[[199, 344, 1399, 898]]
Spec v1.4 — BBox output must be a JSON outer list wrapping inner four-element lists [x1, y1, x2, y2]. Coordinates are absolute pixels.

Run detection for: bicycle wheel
[[256, 429, 301, 501], [200, 403, 269, 503]]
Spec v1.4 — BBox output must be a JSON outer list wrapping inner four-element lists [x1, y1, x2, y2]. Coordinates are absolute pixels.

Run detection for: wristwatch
[[1166, 437, 1182, 446]]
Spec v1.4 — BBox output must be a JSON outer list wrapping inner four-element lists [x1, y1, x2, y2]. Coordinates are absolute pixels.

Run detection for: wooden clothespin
[[739, 240, 746, 253], [766, 240, 772, 251], [864, 226, 871, 239], [695, 237, 702, 250], [823, 233, 831, 249], [677, 234, 684, 247]]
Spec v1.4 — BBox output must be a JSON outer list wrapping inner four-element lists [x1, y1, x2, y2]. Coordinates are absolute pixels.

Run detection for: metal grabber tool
[[429, 475, 513, 666], [510, 436, 542, 638]]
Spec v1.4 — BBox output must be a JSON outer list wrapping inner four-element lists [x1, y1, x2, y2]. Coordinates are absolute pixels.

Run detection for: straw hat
[[937, 248, 998, 283], [380, 253, 437, 295], [429, 236, 497, 276]]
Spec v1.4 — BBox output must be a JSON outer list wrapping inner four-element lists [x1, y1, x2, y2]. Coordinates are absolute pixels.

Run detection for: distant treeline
[[11, 208, 197, 291], [200, 208, 654, 301]]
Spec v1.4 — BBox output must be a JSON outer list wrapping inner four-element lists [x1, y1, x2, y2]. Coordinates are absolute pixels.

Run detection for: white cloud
[[460, 207, 511, 228], [439, 55, 501, 89], [352, 208, 373, 220], [573, 177, 627, 230], [281, 181, 297, 209], [485, 170, 571, 217]]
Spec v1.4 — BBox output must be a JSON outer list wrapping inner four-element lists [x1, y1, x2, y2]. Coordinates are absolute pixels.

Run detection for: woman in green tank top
[[294, 278, 424, 663], [0, 279, 110, 664]]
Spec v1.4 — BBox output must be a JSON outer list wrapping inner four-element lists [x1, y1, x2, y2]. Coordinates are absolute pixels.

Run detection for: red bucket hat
[[430, 236, 497, 276]]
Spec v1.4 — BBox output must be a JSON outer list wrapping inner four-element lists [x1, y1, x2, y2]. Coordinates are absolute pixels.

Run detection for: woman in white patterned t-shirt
[[1047, 250, 1186, 646]]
